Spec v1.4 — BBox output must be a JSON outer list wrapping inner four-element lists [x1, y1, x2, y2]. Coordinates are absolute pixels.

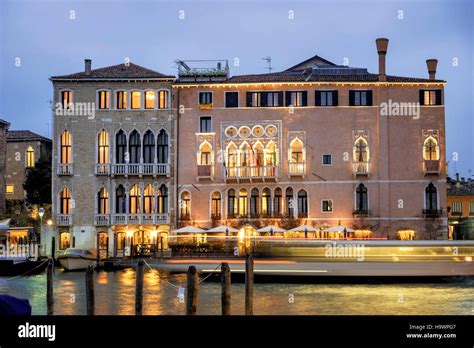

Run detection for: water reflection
[[0, 269, 473, 315]]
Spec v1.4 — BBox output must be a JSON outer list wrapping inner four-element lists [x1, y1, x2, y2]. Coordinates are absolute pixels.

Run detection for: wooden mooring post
[[221, 262, 231, 315], [47, 259, 54, 315], [186, 266, 199, 315], [85, 265, 95, 315], [135, 259, 145, 315], [245, 253, 254, 315]]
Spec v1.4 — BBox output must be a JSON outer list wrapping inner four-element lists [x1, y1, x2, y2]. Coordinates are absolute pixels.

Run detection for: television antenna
[[262, 56, 273, 73]]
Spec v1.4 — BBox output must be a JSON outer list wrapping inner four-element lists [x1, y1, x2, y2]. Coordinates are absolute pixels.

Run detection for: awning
[[172, 226, 207, 234]]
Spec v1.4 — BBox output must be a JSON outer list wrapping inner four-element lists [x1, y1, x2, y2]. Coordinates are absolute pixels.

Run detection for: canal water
[[1, 269, 473, 315]]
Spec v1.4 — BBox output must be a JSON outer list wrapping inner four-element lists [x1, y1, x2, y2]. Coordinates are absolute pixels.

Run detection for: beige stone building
[[5, 130, 52, 200], [0, 119, 10, 214], [174, 38, 448, 240], [49, 60, 175, 255]]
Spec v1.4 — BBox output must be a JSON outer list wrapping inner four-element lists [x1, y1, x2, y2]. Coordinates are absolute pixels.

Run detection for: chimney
[[456, 172, 459, 181], [85, 59, 92, 75], [375, 38, 389, 82], [426, 59, 438, 80]]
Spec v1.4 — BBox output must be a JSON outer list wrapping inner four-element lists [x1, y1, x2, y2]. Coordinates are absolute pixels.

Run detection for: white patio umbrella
[[0, 219, 10, 231], [288, 224, 317, 238], [172, 226, 207, 234], [206, 225, 239, 234], [323, 225, 355, 233], [257, 225, 286, 235]]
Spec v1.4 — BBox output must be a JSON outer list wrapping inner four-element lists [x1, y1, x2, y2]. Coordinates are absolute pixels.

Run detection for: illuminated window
[[157, 130, 168, 163], [116, 91, 127, 109], [451, 202, 463, 214], [180, 191, 190, 217], [238, 188, 248, 216], [290, 138, 304, 163], [158, 184, 168, 214], [129, 184, 141, 214], [115, 185, 126, 214], [143, 130, 155, 164], [285, 91, 307, 107], [131, 91, 141, 109], [26, 146, 35, 168], [59, 232, 71, 250], [98, 90, 110, 109], [470, 202, 474, 214], [353, 137, 369, 163], [211, 191, 221, 218], [158, 90, 169, 109], [60, 130, 72, 164], [423, 137, 439, 160], [254, 142, 264, 166], [262, 188, 271, 215], [420, 90, 441, 106], [250, 188, 259, 215], [286, 187, 294, 216], [395, 230, 415, 240], [5, 185, 14, 194], [227, 143, 238, 176], [61, 90, 72, 109], [129, 130, 141, 164], [60, 187, 71, 214], [199, 141, 212, 165], [227, 189, 236, 217], [247, 92, 283, 107], [116, 130, 127, 164], [298, 190, 308, 217], [143, 184, 154, 214], [273, 188, 282, 216], [322, 199, 333, 213], [98, 130, 109, 164], [97, 187, 109, 214], [144, 91, 155, 109]]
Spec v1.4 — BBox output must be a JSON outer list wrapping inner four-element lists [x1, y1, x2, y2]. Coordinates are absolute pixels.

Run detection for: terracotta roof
[[6, 130, 51, 142], [51, 62, 175, 80], [0, 119, 10, 127]]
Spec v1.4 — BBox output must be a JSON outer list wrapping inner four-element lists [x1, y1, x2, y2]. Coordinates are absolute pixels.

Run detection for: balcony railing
[[289, 162, 305, 176], [95, 164, 110, 175], [57, 163, 73, 176], [424, 160, 440, 175], [110, 163, 169, 176], [353, 161, 370, 176], [56, 214, 72, 226], [422, 209, 443, 218], [353, 209, 370, 217], [111, 213, 169, 225], [225, 165, 277, 181], [94, 214, 110, 226], [197, 165, 213, 179]]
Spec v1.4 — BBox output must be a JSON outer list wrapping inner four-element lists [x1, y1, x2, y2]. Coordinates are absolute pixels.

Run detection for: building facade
[[447, 175, 474, 240], [50, 60, 175, 255], [5, 130, 52, 200], [174, 38, 448, 240], [0, 119, 10, 214]]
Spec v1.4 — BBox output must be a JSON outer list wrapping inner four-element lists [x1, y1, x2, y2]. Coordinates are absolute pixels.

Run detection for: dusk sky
[[0, 0, 472, 176]]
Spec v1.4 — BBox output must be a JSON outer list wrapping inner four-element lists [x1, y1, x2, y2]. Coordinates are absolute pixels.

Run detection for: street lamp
[[37, 207, 45, 244]]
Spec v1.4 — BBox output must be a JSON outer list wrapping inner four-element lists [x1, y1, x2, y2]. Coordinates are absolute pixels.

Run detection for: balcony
[[353, 209, 370, 217], [199, 103, 213, 110], [56, 214, 72, 226], [110, 163, 169, 177], [422, 209, 443, 218], [57, 164, 73, 176], [353, 161, 370, 176], [94, 214, 110, 226], [95, 164, 110, 175], [225, 166, 277, 182], [288, 162, 305, 176], [197, 165, 213, 180], [111, 213, 169, 225], [424, 160, 440, 175]]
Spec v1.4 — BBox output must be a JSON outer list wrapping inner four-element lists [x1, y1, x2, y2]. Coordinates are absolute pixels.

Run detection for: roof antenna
[[262, 56, 272, 73]]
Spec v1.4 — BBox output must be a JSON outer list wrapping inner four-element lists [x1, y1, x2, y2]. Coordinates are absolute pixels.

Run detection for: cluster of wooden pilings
[[46, 255, 255, 315]]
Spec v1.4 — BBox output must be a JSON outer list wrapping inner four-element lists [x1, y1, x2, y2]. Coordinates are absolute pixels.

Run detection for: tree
[[23, 154, 51, 204]]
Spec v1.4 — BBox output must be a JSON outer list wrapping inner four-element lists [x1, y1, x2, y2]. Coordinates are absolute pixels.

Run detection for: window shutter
[[435, 90, 442, 105], [367, 91, 373, 106], [333, 91, 338, 106], [246, 92, 252, 107], [419, 90, 424, 105], [315, 91, 321, 106], [278, 92, 284, 106], [285, 91, 291, 106], [349, 91, 355, 106], [261, 92, 267, 107], [302, 91, 307, 106]]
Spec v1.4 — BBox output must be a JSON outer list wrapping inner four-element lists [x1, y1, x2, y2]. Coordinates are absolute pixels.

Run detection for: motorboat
[[58, 248, 97, 271]]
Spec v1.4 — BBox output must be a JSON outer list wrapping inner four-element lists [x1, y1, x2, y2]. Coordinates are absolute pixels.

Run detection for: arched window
[[115, 185, 126, 214], [286, 187, 294, 216], [425, 183, 438, 211], [97, 187, 108, 214], [354, 137, 369, 163], [98, 130, 109, 164], [262, 188, 271, 215], [273, 188, 282, 216], [266, 142, 277, 166], [60, 187, 71, 214], [144, 90, 156, 109], [423, 137, 439, 160], [158, 185, 168, 214], [143, 130, 155, 164], [60, 130, 72, 164], [199, 141, 212, 165], [211, 191, 221, 218], [158, 90, 169, 109], [157, 130, 168, 163], [116, 130, 127, 164], [254, 142, 264, 166], [227, 143, 238, 177], [250, 188, 259, 216], [143, 184, 154, 214], [180, 191, 190, 217], [227, 189, 236, 217], [355, 183, 368, 212], [239, 188, 248, 216], [297, 190, 308, 217], [129, 184, 140, 214], [240, 143, 250, 166], [290, 138, 303, 164], [26, 146, 35, 168], [129, 130, 141, 164]]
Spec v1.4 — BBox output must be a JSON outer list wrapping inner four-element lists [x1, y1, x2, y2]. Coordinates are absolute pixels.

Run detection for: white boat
[[58, 248, 97, 271]]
